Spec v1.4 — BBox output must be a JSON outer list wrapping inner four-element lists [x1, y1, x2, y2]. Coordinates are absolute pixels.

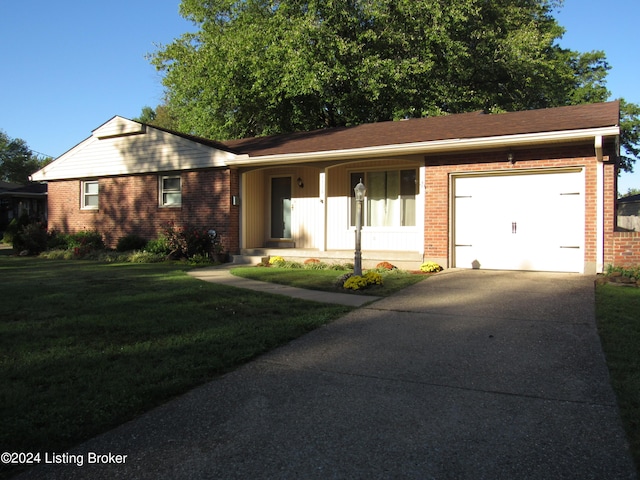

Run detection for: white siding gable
[[31, 116, 239, 181], [93, 116, 145, 138]]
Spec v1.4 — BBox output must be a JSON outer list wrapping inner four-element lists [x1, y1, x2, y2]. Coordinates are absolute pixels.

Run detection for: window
[[160, 175, 181, 206], [82, 181, 99, 209], [350, 170, 416, 227]]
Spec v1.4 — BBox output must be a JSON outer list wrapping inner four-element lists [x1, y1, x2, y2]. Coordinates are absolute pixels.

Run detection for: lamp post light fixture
[[354, 180, 366, 276]]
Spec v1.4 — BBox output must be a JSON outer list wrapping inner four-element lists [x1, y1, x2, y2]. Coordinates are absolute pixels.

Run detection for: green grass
[[0, 255, 352, 479], [596, 284, 640, 473], [2, 248, 637, 476], [231, 266, 427, 296]]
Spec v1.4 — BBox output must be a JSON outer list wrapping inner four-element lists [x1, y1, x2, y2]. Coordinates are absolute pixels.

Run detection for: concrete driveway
[[18, 270, 637, 479]]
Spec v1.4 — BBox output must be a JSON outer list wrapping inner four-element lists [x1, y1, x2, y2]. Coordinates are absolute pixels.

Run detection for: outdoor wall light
[[297, 177, 304, 188], [507, 152, 515, 164]]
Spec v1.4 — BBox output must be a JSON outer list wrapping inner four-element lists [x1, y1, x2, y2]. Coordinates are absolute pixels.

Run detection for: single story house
[[0, 181, 47, 233], [31, 100, 640, 273]]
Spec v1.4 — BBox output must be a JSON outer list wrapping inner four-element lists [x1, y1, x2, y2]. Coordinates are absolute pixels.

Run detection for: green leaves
[[146, 0, 636, 172], [0, 130, 50, 184]]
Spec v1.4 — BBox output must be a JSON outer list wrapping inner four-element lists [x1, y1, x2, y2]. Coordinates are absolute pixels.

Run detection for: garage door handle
[[512, 222, 517, 234]]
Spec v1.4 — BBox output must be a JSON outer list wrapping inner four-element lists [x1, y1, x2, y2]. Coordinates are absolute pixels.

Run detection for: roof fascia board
[[225, 126, 620, 167]]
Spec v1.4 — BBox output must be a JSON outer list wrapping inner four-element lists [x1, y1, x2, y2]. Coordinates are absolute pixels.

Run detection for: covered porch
[[236, 157, 425, 268]]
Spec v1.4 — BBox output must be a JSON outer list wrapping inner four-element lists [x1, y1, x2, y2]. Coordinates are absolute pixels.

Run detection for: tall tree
[[133, 105, 180, 131], [151, 0, 638, 170], [619, 99, 640, 173], [0, 130, 49, 184]]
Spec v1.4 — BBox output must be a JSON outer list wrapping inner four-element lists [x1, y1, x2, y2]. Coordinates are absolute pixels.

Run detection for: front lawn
[[596, 284, 640, 473], [0, 256, 351, 479], [231, 266, 427, 296]]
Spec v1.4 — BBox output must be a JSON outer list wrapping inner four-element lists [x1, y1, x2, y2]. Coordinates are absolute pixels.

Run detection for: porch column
[[318, 169, 327, 252], [595, 136, 604, 274]]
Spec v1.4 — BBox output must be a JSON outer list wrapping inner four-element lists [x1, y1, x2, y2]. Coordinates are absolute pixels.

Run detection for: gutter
[[225, 126, 620, 167]]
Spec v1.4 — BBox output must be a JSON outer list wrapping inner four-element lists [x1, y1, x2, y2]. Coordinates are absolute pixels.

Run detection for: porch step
[[234, 249, 425, 271]]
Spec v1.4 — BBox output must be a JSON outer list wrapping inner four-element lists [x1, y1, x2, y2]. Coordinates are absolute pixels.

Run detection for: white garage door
[[454, 170, 584, 272]]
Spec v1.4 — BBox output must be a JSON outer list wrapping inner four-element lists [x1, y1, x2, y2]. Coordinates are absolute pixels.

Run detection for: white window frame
[[159, 175, 182, 207], [81, 180, 99, 210], [349, 169, 417, 228]]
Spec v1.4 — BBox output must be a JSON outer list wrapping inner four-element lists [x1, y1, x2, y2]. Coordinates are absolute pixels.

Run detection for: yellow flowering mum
[[269, 255, 285, 265]]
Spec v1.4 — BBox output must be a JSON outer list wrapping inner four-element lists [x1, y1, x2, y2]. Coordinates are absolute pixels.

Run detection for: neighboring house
[[31, 101, 640, 273], [617, 194, 640, 232], [0, 181, 47, 233]]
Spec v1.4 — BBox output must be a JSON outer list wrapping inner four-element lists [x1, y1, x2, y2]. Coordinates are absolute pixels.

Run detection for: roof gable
[[31, 117, 240, 181], [93, 116, 145, 139]]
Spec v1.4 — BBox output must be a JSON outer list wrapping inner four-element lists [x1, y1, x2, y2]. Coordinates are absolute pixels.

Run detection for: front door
[[271, 177, 291, 239]]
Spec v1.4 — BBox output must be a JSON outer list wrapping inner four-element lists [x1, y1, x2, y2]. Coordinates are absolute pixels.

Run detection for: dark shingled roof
[[221, 101, 620, 157]]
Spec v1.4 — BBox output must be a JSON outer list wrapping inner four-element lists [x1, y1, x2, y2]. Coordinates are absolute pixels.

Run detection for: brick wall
[[422, 143, 614, 271], [609, 232, 640, 267], [47, 168, 240, 253]]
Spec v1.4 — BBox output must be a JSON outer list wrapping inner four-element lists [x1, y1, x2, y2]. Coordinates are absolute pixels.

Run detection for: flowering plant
[[420, 261, 443, 273], [342, 271, 384, 290], [269, 255, 285, 265], [375, 261, 396, 270], [364, 271, 383, 285], [343, 275, 368, 290], [162, 221, 213, 259]]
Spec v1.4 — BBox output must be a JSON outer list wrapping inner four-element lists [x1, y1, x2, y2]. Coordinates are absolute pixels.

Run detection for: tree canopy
[[0, 130, 50, 184], [149, 0, 639, 171]]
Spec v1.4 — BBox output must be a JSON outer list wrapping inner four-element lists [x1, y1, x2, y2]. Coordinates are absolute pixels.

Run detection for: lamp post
[[354, 180, 366, 276]]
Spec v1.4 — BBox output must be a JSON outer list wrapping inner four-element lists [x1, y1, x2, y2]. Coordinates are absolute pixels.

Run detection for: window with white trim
[[160, 175, 182, 207], [81, 181, 99, 209], [350, 170, 416, 227]]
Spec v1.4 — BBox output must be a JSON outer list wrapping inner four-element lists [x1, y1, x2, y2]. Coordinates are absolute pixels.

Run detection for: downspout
[[595, 135, 604, 274]]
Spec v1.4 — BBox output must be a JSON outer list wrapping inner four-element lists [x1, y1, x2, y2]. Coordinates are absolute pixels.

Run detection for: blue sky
[[1, 0, 638, 192]]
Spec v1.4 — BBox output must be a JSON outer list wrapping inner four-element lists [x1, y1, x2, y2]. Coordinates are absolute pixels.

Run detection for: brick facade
[[47, 168, 240, 253], [609, 232, 640, 267], [422, 143, 619, 272]]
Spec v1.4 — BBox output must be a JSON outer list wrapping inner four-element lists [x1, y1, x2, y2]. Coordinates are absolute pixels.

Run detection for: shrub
[[606, 264, 640, 280], [3, 213, 33, 244], [420, 261, 443, 273], [67, 230, 105, 250], [47, 230, 70, 250], [116, 234, 148, 252], [13, 222, 48, 254], [145, 236, 171, 256], [128, 251, 166, 263], [39, 249, 74, 260], [2, 219, 19, 244], [162, 222, 212, 259], [67, 230, 105, 258]]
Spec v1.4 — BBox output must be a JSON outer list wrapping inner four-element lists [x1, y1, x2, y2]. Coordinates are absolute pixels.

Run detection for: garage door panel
[[453, 171, 584, 273]]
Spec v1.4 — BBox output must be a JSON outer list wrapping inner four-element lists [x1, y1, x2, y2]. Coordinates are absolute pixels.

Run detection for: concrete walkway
[[188, 265, 382, 307], [18, 270, 637, 479]]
